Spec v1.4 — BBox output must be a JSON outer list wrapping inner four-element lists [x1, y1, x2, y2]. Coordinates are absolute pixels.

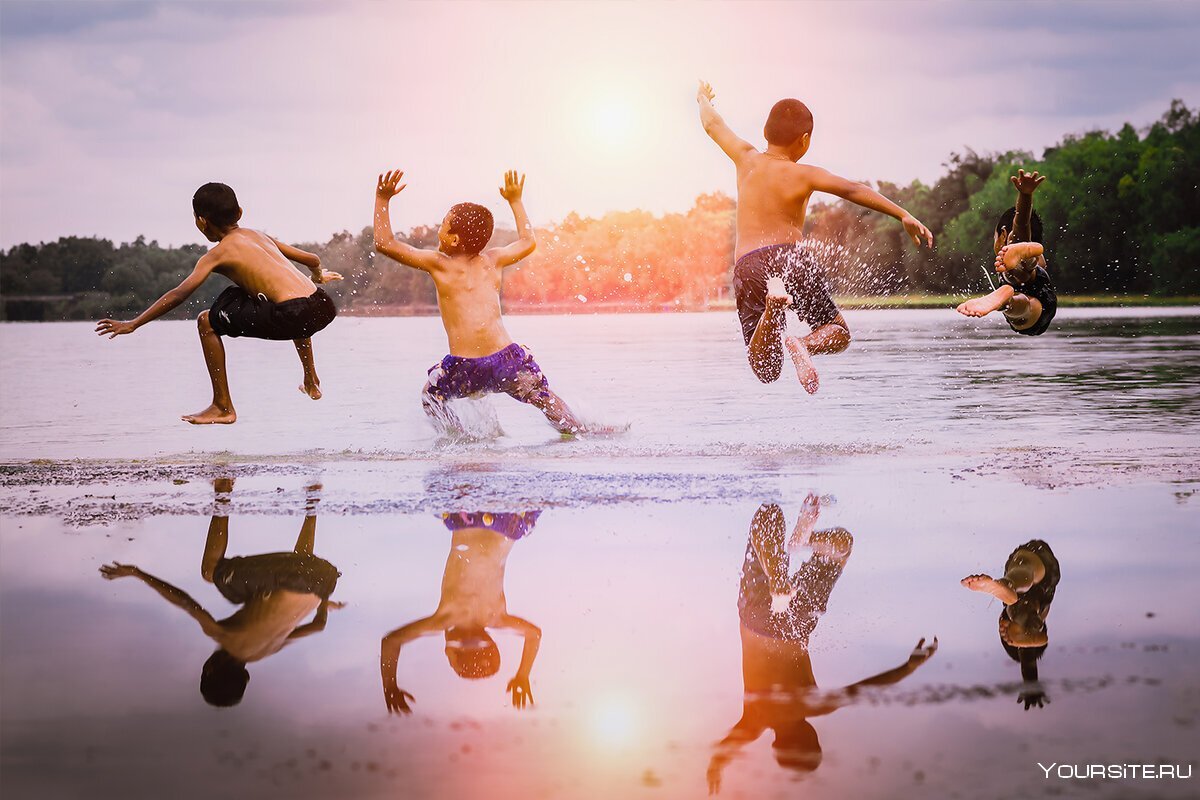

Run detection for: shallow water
[[1, 310, 1199, 798], [1, 309, 1198, 463]]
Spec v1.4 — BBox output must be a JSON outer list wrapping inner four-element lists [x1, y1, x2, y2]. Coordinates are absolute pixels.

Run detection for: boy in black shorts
[[956, 169, 1057, 335], [96, 183, 342, 424], [99, 478, 343, 707], [696, 81, 933, 393]]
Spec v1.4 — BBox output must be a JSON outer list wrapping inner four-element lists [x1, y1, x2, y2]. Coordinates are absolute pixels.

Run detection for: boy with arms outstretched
[[95, 183, 342, 424], [374, 169, 592, 435], [696, 81, 934, 393], [956, 169, 1057, 335]]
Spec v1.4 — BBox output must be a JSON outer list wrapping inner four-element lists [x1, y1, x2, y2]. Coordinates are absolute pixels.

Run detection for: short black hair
[[996, 207, 1044, 243], [193, 182, 241, 228], [446, 203, 494, 255], [200, 649, 249, 707], [764, 99, 814, 146]]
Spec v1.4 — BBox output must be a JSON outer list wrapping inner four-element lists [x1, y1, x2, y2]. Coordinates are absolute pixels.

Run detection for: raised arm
[[844, 637, 938, 696], [485, 170, 537, 268], [99, 562, 219, 635], [500, 614, 542, 709], [805, 167, 934, 248], [95, 252, 218, 338], [380, 614, 443, 714], [373, 170, 442, 272], [1008, 168, 1045, 243], [271, 237, 342, 285], [696, 80, 755, 163]]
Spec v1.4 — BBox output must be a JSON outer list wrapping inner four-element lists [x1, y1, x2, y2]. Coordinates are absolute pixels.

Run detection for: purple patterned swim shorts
[[425, 343, 552, 403]]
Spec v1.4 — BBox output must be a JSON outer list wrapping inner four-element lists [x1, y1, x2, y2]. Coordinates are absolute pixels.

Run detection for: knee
[[511, 372, 548, 403], [750, 360, 781, 384], [197, 310, 213, 333]]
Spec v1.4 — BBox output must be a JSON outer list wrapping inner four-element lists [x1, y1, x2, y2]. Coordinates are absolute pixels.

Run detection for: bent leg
[[421, 380, 464, 435], [782, 314, 850, 396], [804, 312, 851, 356], [1003, 294, 1043, 331], [525, 389, 584, 435], [957, 286, 1015, 318], [294, 338, 322, 400], [746, 291, 790, 384], [183, 311, 237, 424]]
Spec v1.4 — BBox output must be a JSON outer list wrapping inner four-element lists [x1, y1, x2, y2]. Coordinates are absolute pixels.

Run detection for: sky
[[1, 0, 1197, 249]]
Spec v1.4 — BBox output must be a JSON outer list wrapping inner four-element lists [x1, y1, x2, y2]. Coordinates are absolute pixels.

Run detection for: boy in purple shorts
[[374, 169, 592, 435]]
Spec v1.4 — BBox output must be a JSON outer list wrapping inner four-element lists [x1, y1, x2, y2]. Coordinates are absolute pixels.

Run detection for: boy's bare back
[[205, 228, 321, 304], [696, 81, 932, 260]]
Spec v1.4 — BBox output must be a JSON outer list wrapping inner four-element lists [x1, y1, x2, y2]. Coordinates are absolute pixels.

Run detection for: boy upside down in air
[[956, 169, 1057, 336], [373, 169, 607, 436]]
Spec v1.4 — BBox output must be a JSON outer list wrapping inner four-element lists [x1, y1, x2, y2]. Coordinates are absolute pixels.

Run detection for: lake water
[[1, 310, 1198, 799]]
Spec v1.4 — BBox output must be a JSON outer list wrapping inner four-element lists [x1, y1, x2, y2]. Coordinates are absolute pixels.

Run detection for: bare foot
[[961, 574, 1018, 604], [956, 297, 999, 317], [299, 378, 322, 400], [784, 336, 819, 394], [997, 242, 1043, 274], [766, 276, 792, 309], [181, 404, 237, 425]]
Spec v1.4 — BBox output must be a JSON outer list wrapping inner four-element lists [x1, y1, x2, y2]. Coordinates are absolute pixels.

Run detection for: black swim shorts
[[209, 286, 337, 340], [213, 552, 341, 604], [733, 243, 840, 345], [1003, 266, 1057, 337]]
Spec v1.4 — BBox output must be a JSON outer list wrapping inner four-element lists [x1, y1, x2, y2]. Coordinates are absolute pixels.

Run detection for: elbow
[[522, 239, 537, 257]]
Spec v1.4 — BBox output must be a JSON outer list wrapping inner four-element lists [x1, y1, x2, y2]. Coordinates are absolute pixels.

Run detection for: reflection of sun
[[588, 694, 638, 747], [588, 96, 635, 147]]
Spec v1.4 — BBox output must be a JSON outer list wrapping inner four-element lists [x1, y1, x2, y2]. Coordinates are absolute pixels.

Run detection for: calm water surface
[[1, 310, 1198, 799]]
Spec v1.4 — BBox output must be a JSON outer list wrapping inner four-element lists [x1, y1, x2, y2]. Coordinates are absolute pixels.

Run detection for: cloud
[[0, 0, 1196, 248]]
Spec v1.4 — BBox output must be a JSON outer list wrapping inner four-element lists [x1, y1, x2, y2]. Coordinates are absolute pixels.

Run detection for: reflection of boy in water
[[98, 479, 342, 707], [708, 498, 938, 794], [962, 539, 1060, 709], [381, 511, 543, 714]]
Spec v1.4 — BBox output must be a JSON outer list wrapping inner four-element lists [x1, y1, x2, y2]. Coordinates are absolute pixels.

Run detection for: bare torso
[[434, 529, 514, 627], [734, 153, 816, 261], [209, 228, 318, 303], [429, 254, 514, 358], [213, 589, 321, 662]]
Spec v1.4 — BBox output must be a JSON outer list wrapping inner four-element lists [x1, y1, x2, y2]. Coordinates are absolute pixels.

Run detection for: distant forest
[[2, 100, 1197, 321]]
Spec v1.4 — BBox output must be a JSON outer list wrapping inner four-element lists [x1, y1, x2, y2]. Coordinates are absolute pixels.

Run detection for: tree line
[[3, 100, 1196, 321]]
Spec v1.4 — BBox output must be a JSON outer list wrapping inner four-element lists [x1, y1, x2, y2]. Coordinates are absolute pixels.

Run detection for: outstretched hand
[[902, 215, 934, 248], [506, 675, 534, 709], [499, 170, 526, 202], [1018, 686, 1049, 710], [95, 319, 136, 339], [1011, 168, 1046, 196], [696, 80, 715, 105], [99, 562, 141, 580], [311, 269, 344, 284], [907, 636, 938, 666], [376, 170, 406, 200], [384, 684, 415, 714]]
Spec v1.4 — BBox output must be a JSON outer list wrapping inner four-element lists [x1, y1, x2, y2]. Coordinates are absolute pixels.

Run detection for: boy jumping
[[956, 169, 1057, 335], [373, 169, 593, 435], [696, 81, 934, 393], [95, 183, 342, 423]]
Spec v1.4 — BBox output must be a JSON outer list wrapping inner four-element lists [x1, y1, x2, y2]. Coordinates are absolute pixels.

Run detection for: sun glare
[[587, 96, 636, 148], [587, 694, 639, 747]]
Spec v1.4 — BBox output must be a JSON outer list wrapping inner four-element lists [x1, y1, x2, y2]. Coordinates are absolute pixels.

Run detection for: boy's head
[[444, 626, 500, 679], [200, 649, 249, 707], [764, 99, 814, 160], [439, 203, 494, 255], [193, 182, 242, 241], [771, 720, 822, 772], [994, 207, 1043, 250]]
